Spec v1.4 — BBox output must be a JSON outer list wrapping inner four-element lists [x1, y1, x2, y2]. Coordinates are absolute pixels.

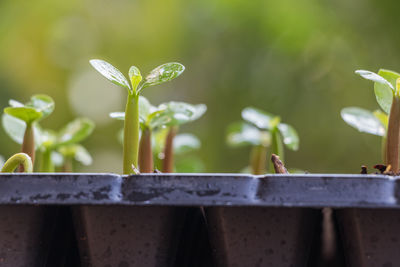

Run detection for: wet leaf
[[150, 102, 206, 128], [90, 59, 131, 92], [241, 107, 274, 129], [356, 70, 394, 90], [9, 100, 24, 107], [277, 123, 299, 150], [173, 134, 201, 154], [57, 118, 95, 147], [140, 63, 185, 91], [341, 107, 385, 136], [28, 95, 55, 119], [374, 69, 400, 114]]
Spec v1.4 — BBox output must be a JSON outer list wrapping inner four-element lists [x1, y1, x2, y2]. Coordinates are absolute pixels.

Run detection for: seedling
[[2, 95, 54, 169], [90, 59, 184, 174], [354, 69, 400, 171], [36, 118, 95, 172], [110, 97, 206, 173], [154, 101, 206, 172], [3, 114, 94, 172], [1, 153, 33, 173], [227, 107, 299, 174]]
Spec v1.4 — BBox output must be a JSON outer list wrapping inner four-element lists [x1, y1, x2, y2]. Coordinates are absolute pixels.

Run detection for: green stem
[[385, 96, 400, 172], [123, 94, 140, 174], [162, 126, 178, 173], [19, 122, 35, 172], [2, 153, 33, 173], [40, 148, 54, 172], [269, 127, 284, 173], [250, 145, 267, 175], [138, 127, 153, 173]]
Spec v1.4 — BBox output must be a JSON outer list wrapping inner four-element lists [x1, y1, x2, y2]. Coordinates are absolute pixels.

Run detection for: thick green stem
[[123, 94, 140, 174], [162, 126, 178, 173], [269, 127, 284, 173], [138, 128, 153, 173], [385, 96, 400, 172], [19, 123, 35, 172], [250, 145, 267, 175], [2, 153, 33, 173], [40, 148, 54, 172]]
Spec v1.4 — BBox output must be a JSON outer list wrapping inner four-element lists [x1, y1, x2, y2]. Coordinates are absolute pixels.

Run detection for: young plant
[[1, 153, 33, 173], [2, 95, 54, 168], [90, 59, 184, 174], [153, 101, 206, 172], [227, 107, 299, 174], [355, 69, 400, 171], [341, 107, 387, 162], [3, 114, 94, 172], [37, 118, 95, 172], [111, 97, 206, 173]]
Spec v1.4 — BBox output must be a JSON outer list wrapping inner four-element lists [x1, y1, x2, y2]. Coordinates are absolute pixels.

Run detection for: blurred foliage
[[1, 0, 400, 173]]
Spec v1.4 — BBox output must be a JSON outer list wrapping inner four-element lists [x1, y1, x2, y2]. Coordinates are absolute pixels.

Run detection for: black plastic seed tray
[[0, 173, 398, 207], [0, 173, 399, 267]]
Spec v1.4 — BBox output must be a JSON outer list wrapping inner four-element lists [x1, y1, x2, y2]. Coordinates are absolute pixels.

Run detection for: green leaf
[[28, 95, 55, 119], [241, 107, 275, 129], [89, 59, 131, 93], [355, 70, 394, 90], [374, 69, 400, 114], [4, 107, 42, 124], [2, 114, 42, 147], [173, 134, 201, 154], [51, 151, 64, 167], [9, 100, 24, 107], [227, 122, 270, 147], [341, 107, 385, 136], [140, 62, 185, 91], [373, 109, 388, 129], [150, 102, 206, 128], [57, 118, 95, 147], [109, 112, 125, 120], [277, 123, 299, 150], [129, 66, 142, 92], [139, 96, 157, 123]]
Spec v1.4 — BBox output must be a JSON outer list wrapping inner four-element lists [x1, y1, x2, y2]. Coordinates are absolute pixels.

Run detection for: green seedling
[[154, 101, 206, 173], [227, 107, 299, 174], [2, 95, 54, 169], [341, 107, 387, 162], [37, 118, 95, 172], [90, 59, 184, 174], [1, 153, 33, 173], [3, 114, 94, 172], [355, 69, 400, 171], [111, 97, 206, 173]]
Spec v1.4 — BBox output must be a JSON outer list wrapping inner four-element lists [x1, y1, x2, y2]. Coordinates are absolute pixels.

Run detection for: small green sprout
[[110, 97, 206, 173], [1, 153, 33, 173], [354, 69, 400, 172], [2, 95, 54, 168], [227, 107, 299, 174], [3, 114, 94, 172], [90, 59, 184, 174]]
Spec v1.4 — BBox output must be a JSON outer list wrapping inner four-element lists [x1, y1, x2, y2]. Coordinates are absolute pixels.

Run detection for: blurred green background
[[0, 0, 397, 173]]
